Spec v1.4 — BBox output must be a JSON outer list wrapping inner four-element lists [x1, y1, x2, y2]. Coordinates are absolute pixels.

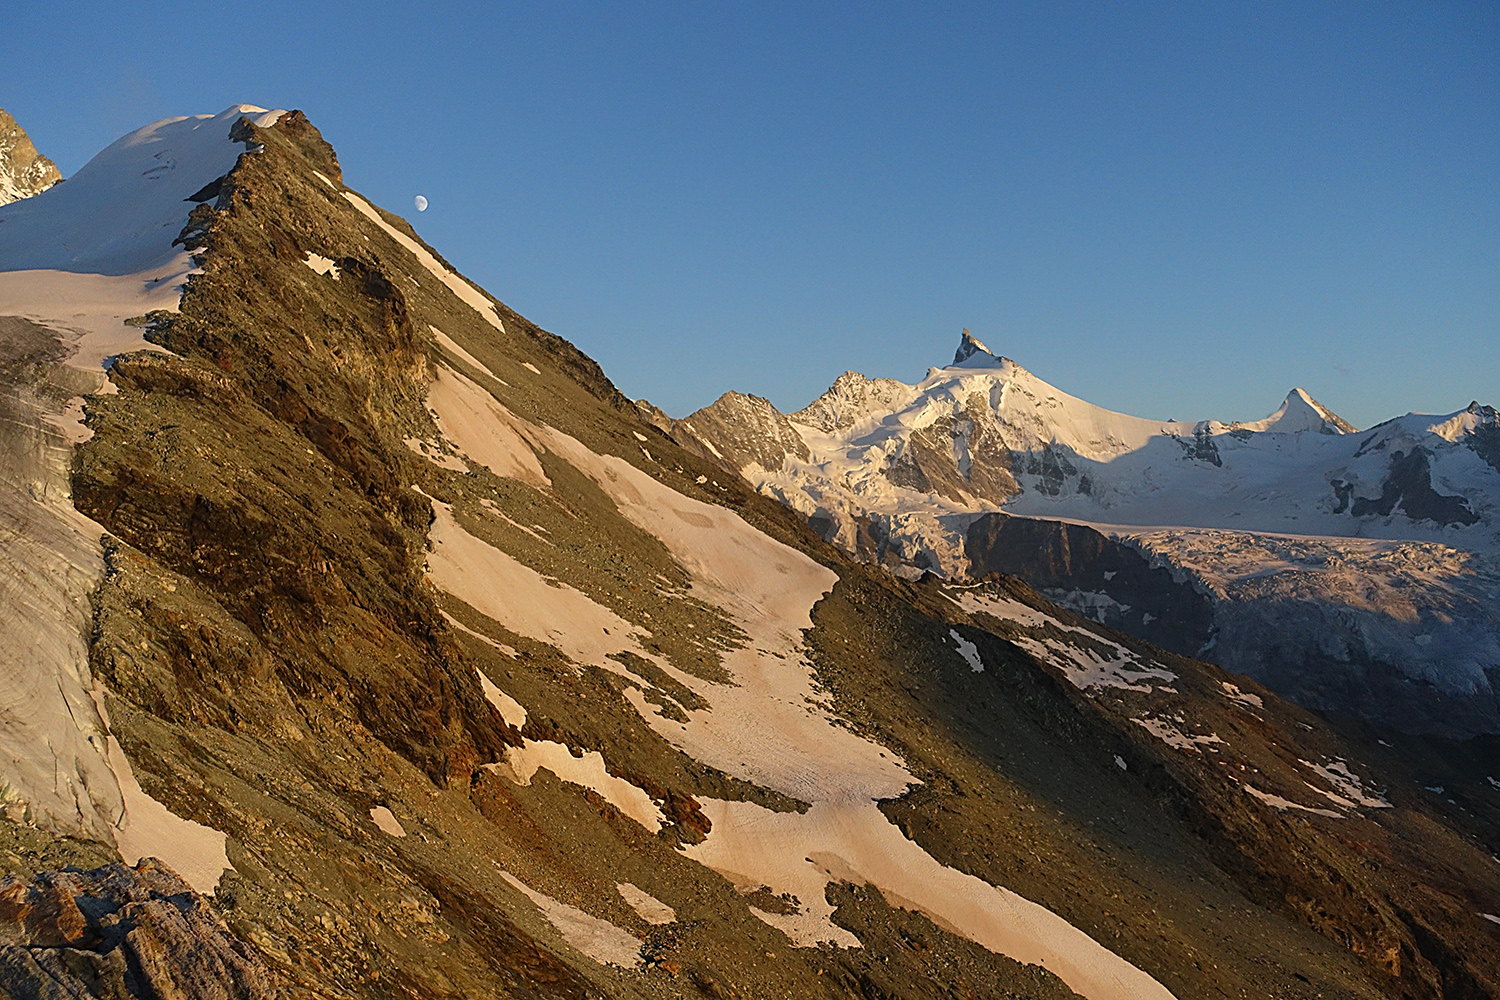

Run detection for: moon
[[414, 195, 428, 212]]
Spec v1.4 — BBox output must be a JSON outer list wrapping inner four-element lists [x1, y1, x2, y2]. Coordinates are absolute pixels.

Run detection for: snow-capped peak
[[0, 104, 289, 373], [0, 104, 286, 275], [952, 328, 1004, 368], [1236, 388, 1355, 436]]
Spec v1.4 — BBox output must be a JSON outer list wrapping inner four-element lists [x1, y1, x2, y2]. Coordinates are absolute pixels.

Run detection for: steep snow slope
[[0, 105, 281, 886], [0, 105, 284, 273]]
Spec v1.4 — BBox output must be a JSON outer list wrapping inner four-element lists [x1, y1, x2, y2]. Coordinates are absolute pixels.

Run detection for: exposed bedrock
[[965, 512, 1215, 657], [0, 859, 281, 999], [965, 512, 1500, 738], [1351, 447, 1480, 526], [0, 109, 62, 207]]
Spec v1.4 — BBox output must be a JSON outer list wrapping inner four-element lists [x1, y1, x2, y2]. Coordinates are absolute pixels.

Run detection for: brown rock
[[0, 108, 62, 206], [0, 859, 281, 999]]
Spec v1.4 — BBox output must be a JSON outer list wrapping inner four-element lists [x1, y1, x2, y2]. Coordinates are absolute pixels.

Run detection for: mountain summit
[[952, 327, 1000, 366], [1240, 387, 1356, 435], [0, 108, 62, 206]]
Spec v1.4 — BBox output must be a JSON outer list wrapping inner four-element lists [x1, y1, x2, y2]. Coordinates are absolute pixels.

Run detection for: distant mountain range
[[646, 329, 1500, 736]]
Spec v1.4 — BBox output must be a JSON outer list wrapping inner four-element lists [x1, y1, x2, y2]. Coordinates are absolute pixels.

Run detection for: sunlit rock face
[[0, 110, 61, 206]]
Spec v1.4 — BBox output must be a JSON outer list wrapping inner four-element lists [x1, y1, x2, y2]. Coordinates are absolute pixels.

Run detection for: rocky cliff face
[[0, 110, 61, 206], [660, 390, 810, 472], [965, 513, 1216, 656], [0, 107, 1498, 1000]]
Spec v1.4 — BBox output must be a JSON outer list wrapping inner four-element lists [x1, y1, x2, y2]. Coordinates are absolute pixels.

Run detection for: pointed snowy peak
[[952, 328, 1002, 367], [1302, 389, 1355, 433], [1278, 386, 1362, 434], [1239, 388, 1356, 435], [0, 108, 62, 207]]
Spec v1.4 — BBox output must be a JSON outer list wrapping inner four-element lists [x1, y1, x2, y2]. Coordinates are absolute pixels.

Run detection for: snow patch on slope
[[92, 691, 232, 894], [369, 805, 406, 837], [477, 671, 527, 728], [302, 252, 339, 278], [499, 870, 643, 968], [490, 742, 665, 832], [426, 501, 646, 669], [536, 428, 1177, 1000], [1300, 759, 1390, 810], [1243, 784, 1342, 820], [617, 883, 675, 924], [341, 192, 505, 332], [430, 324, 501, 381], [426, 363, 548, 485], [950, 629, 985, 672], [955, 591, 1177, 693], [1220, 682, 1263, 709], [1133, 717, 1223, 754]]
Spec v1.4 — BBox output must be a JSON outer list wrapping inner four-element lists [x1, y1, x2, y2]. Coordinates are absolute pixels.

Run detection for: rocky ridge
[[0, 107, 1496, 999]]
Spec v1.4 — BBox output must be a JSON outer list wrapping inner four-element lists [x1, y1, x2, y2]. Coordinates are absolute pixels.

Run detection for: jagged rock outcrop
[[1468, 402, 1500, 473], [0, 110, 61, 206], [0, 859, 280, 999], [951, 328, 994, 366], [668, 390, 809, 471], [791, 371, 914, 434]]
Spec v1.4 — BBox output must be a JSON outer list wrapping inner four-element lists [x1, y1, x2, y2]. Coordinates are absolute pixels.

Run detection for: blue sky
[[4, 2, 1495, 427]]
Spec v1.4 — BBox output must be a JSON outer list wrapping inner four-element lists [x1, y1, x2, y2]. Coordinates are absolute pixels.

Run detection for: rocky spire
[[952, 328, 997, 366], [0, 109, 62, 206]]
